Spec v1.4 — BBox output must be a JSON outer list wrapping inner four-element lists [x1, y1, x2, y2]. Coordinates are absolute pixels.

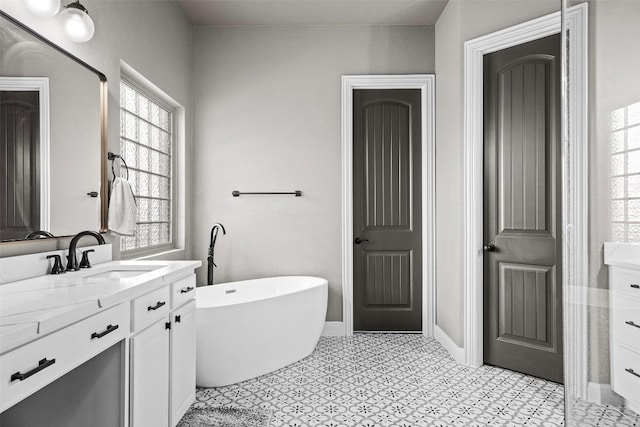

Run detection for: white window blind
[[611, 101, 640, 242], [119, 79, 174, 252]]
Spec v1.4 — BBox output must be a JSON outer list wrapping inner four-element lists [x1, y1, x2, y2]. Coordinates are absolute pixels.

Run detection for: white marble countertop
[[0, 260, 201, 354], [604, 242, 640, 270]]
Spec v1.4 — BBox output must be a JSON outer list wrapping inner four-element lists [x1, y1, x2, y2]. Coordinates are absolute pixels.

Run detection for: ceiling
[[176, 0, 449, 26]]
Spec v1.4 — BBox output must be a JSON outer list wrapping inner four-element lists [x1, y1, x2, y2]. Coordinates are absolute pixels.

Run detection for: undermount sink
[[84, 265, 162, 279]]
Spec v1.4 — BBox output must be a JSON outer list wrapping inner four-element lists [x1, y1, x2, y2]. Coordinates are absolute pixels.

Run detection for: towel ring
[[108, 152, 129, 181]]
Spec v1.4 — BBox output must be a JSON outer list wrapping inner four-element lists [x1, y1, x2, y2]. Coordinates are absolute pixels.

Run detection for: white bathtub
[[195, 276, 328, 387]]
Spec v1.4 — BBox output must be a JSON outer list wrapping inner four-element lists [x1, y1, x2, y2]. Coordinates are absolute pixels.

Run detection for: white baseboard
[[434, 325, 465, 364], [322, 321, 345, 336], [587, 382, 622, 406]]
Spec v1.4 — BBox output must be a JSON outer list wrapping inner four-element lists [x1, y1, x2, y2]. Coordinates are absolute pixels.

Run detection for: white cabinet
[[170, 300, 196, 426], [130, 317, 170, 427], [605, 244, 640, 416], [129, 274, 197, 427]]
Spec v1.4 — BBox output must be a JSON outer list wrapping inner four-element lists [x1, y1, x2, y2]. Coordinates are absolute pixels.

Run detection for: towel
[[108, 177, 137, 236]]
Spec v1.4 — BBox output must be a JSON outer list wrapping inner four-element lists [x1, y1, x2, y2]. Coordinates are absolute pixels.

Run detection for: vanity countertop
[[0, 260, 201, 354]]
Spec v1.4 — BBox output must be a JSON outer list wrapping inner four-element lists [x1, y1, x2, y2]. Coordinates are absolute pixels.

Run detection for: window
[[611, 101, 640, 242], [119, 77, 174, 253]]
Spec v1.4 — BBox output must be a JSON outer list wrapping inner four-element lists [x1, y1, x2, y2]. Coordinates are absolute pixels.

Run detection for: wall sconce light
[[60, 0, 95, 43], [24, 0, 61, 17]]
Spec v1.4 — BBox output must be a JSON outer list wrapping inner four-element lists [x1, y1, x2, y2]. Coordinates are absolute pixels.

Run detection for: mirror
[[0, 11, 106, 243]]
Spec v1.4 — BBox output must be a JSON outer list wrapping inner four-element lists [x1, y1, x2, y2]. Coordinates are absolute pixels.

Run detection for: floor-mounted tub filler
[[195, 276, 328, 387]]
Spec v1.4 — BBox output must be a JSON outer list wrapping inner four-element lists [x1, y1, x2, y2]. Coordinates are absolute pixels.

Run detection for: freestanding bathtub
[[195, 276, 328, 387]]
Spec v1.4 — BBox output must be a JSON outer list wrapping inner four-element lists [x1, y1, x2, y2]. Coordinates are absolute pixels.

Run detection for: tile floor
[[193, 334, 639, 426]]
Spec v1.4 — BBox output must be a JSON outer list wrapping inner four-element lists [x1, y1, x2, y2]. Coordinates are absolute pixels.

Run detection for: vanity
[[604, 243, 640, 415], [0, 245, 201, 426]]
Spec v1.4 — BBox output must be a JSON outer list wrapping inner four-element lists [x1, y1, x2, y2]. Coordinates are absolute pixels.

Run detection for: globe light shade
[[24, 0, 61, 17], [60, 1, 95, 43]]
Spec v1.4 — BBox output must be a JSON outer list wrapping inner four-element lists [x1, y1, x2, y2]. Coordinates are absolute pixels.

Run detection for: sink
[[84, 265, 162, 280]]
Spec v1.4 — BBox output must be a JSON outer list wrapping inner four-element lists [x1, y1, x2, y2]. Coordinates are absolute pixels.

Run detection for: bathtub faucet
[[208, 223, 226, 286]]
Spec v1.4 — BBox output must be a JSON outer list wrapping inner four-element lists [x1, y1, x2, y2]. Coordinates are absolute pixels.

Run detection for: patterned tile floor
[[193, 334, 639, 426]]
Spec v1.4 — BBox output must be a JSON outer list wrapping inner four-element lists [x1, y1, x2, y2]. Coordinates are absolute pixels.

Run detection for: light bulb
[[24, 0, 61, 17], [60, 2, 95, 43]]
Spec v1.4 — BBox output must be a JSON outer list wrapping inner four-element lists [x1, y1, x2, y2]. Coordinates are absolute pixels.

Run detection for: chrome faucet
[[67, 231, 105, 271], [208, 223, 226, 286]]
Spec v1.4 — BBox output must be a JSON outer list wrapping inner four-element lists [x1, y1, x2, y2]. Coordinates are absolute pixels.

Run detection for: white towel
[[108, 177, 137, 236]]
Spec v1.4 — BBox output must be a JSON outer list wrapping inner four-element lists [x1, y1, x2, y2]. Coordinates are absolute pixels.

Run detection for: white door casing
[[341, 74, 436, 337], [462, 4, 588, 396]]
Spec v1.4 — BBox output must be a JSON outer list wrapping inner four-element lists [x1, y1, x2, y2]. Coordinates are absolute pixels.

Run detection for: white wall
[[0, 0, 193, 260], [434, 0, 560, 346], [192, 25, 435, 321]]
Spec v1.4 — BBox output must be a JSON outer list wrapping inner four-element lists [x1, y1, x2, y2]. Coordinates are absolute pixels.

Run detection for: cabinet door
[[130, 317, 170, 427], [170, 300, 196, 426]]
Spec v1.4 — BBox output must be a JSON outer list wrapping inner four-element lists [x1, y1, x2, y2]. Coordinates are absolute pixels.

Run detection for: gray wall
[[0, 0, 193, 260], [434, 0, 560, 346], [191, 25, 435, 321]]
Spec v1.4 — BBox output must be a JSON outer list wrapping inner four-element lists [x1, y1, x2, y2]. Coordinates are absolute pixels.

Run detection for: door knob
[[354, 237, 370, 244], [484, 243, 496, 252]]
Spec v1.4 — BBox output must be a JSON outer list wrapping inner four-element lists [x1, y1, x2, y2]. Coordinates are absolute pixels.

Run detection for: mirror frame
[[0, 10, 108, 240]]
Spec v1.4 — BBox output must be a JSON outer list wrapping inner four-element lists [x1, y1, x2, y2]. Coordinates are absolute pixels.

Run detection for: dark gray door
[[353, 89, 422, 332], [483, 34, 563, 383], [0, 91, 40, 241]]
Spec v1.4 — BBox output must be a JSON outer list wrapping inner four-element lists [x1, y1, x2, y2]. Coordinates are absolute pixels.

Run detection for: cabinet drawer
[[132, 286, 170, 332], [0, 303, 128, 412], [611, 267, 640, 298], [611, 294, 640, 353], [171, 275, 196, 309], [612, 344, 640, 406]]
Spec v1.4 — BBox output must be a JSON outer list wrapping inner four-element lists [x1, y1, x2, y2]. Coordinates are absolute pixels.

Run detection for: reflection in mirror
[[563, 0, 640, 425], [0, 12, 106, 243]]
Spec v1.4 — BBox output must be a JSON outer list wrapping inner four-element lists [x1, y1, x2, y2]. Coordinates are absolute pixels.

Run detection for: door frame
[[0, 77, 51, 232], [462, 4, 588, 394], [341, 74, 436, 337]]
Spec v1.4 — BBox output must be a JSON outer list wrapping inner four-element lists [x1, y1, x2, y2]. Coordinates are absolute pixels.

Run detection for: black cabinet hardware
[[180, 287, 194, 294], [147, 301, 166, 311], [175, 315, 181, 323], [631, 284, 640, 289], [625, 368, 640, 379], [11, 358, 56, 382], [165, 322, 171, 330], [87, 191, 99, 198], [625, 321, 640, 329], [91, 324, 119, 339], [354, 237, 369, 244], [232, 190, 302, 197]]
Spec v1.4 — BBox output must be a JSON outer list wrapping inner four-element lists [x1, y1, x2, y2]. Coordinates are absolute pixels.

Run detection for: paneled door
[[483, 34, 563, 383], [353, 89, 422, 332]]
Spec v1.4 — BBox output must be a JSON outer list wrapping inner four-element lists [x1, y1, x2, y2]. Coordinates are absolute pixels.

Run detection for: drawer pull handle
[[175, 315, 181, 323], [626, 321, 640, 329], [91, 324, 119, 339], [625, 368, 640, 379], [631, 284, 640, 289], [11, 358, 56, 382], [148, 301, 166, 311], [180, 286, 194, 294]]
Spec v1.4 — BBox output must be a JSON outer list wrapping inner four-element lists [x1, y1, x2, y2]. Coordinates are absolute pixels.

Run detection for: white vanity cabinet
[[0, 303, 129, 413], [605, 243, 640, 415], [170, 299, 197, 426], [129, 273, 197, 427], [130, 317, 171, 427]]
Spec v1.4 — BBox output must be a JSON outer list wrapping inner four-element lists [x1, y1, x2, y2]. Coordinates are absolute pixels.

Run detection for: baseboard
[[322, 321, 345, 336], [434, 325, 465, 364], [587, 382, 623, 406]]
